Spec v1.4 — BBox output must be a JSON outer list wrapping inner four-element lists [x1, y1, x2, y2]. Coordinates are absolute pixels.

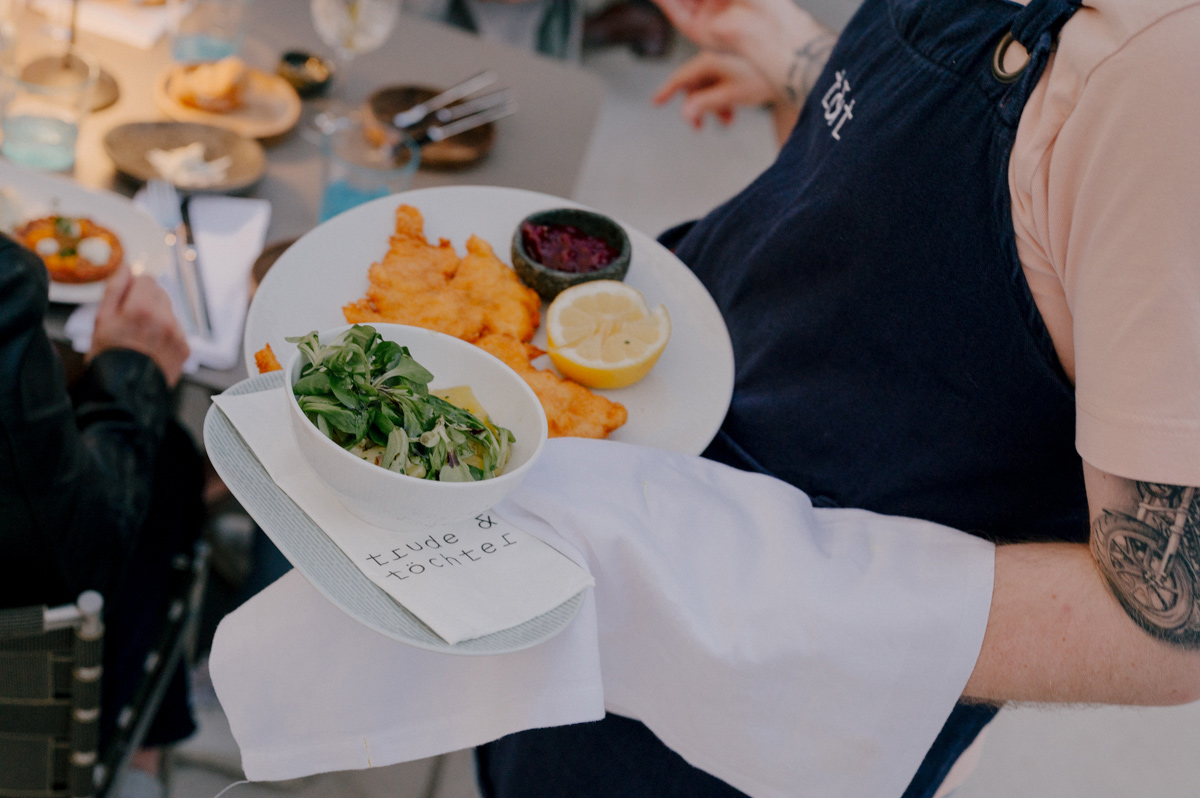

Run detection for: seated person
[[0, 234, 201, 792], [404, 0, 583, 59]]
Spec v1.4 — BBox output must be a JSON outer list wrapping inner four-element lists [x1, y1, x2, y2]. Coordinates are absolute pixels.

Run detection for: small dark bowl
[[511, 209, 631, 303], [367, 85, 496, 170], [277, 51, 334, 99]]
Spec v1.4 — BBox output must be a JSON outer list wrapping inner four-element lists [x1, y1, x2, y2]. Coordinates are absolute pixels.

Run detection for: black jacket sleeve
[[0, 234, 173, 607]]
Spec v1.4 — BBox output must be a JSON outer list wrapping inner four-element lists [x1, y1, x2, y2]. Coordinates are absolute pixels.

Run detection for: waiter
[[477, 0, 1200, 794]]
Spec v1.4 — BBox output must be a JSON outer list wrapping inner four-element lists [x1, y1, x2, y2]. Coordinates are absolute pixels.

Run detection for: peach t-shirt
[[1010, 0, 1200, 486]]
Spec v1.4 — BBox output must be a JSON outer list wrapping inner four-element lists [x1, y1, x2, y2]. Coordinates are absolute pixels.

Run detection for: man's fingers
[[654, 54, 722, 104], [98, 265, 132, 317], [122, 274, 159, 314], [652, 79, 681, 106], [681, 81, 742, 125]]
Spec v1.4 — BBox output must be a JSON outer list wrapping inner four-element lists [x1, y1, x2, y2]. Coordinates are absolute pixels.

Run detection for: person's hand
[[88, 266, 189, 388], [651, 0, 835, 103], [653, 51, 783, 128]]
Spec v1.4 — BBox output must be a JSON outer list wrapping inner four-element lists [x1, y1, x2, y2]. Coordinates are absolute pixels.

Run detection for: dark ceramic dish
[[511, 208, 631, 302], [367, 85, 496, 170], [277, 51, 334, 99]]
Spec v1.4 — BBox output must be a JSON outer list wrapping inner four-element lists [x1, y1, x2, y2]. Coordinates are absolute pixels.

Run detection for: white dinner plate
[[244, 185, 734, 455], [204, 371, 587, 655], [0, 160, 170, 304]]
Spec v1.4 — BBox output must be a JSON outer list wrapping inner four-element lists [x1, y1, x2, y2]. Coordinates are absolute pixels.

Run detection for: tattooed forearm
[[1091, 483, 1200, 647], [783, 33, 838, 105]]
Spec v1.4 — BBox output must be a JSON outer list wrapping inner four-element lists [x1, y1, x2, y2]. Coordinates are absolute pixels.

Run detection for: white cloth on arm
[[210, 437, 995, 798]]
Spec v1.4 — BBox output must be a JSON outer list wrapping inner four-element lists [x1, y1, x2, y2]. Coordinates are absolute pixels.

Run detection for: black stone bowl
[[277, 51, 334, 99], [511, 208, 631, 303]]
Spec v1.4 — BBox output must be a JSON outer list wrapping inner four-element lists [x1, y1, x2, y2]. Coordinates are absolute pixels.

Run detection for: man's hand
[[654, 50, 801, 144], [654, 51, 783, 127], [88, 266, 189, 388]]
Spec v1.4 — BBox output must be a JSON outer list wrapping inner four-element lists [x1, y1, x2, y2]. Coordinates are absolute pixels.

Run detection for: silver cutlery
[[178, 193, 213, 337], [414, 99, 516, 145], [391, 70, 497, 130], [433, 89, 511, 125], [144, 179, 211, 339]]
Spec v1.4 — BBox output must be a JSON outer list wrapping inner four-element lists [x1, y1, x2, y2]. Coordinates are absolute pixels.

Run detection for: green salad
[[288, 325, 515, 482]]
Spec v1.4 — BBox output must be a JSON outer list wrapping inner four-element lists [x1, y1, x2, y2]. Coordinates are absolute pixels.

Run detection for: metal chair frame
[[0, 542, 209, 798]]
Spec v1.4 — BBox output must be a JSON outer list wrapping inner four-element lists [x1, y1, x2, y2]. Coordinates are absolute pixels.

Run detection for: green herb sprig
[[287, 325, 514, 482]]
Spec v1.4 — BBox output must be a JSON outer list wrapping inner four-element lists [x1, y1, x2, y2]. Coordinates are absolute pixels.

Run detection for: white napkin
[[30, 0, 185, 50], [211, 388, 595, 644], [65, 194, 270, 373], [211, 438, 996, 798], [211, 555, 606, 778]]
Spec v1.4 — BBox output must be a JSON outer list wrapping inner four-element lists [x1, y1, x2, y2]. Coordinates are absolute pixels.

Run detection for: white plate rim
[[243, 185, 734, 456], [0, 160, 170, 304]]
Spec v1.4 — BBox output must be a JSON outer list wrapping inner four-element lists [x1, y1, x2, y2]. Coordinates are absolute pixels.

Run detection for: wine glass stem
[[331, 51, 356, 105]]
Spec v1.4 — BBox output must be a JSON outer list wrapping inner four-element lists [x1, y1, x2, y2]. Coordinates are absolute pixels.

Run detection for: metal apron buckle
[[991, 32, 1028, 83]]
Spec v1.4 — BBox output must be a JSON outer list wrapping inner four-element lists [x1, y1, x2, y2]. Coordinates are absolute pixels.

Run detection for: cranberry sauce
[[520, 220, 619, 274]]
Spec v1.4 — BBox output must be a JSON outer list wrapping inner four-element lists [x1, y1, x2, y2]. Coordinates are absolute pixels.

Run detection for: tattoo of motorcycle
[[1092, 484, 1200, 643]]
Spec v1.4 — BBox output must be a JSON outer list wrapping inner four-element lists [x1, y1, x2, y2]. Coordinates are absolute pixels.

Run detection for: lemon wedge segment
[[546, 280, 670, 389]]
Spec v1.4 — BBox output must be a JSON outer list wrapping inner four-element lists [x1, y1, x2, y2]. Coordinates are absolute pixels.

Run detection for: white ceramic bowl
[[285, 324, 548, 529]]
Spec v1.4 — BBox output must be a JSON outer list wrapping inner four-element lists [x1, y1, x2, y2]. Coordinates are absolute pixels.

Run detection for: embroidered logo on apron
[[821, 70, 855, 140]]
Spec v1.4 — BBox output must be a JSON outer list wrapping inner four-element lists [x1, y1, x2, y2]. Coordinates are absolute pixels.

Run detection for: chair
[[0, 542, 210, 798]]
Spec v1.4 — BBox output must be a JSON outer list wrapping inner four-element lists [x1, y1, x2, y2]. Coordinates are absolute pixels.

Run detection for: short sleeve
[[1046, 7, 1200, 485]]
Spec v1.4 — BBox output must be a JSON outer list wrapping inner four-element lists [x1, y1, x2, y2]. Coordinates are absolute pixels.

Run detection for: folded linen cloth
[[30, 0, 184, 50], [66, 194, 270, 373], [211, 437, 995, 797], [210, 387, 595, 644]]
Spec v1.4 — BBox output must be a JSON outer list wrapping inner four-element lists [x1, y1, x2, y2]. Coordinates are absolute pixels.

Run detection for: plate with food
[[154, 57, 302, 140], [243, 185, 734, 456], [104, 121, 267, 194], [204, 368, 587, 655], [0, 160, 171, 304]]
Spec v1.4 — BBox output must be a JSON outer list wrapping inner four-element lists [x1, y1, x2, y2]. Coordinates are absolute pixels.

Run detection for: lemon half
[[546, 280, 670, 389]]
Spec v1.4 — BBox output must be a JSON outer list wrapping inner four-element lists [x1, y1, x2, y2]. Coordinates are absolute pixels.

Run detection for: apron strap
[[1010, 0, 1082, 49]]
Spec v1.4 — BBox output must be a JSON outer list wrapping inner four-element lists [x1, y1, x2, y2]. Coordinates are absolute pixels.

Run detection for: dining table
[[29, 0, 606, 391]]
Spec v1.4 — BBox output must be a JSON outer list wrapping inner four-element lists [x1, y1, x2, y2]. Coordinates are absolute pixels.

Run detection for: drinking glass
[[309, 0, 399, 101], [319, 115, 418, 222], [0, 49, 97, 172], [168, 0, 252, 63]]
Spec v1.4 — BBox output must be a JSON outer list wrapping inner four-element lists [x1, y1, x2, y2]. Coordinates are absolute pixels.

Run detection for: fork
[[143, 179, 210, 338]]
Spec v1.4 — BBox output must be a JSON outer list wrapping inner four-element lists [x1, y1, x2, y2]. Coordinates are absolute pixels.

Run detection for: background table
[[33, 0, 606, 388]]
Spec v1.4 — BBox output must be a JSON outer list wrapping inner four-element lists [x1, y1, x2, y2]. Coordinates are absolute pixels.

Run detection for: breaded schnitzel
[[340, 205, 626, 439], [476, 333, 628, 440]]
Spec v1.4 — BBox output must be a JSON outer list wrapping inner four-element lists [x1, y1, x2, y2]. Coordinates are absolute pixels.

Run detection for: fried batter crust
[[476, 333, 627, 440], [341, 205, 626, 439], [254, 343, 283, 374]]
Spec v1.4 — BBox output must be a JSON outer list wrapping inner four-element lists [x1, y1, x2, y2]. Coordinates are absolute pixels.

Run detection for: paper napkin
[[66, 194, 270, 373], [31, 0, 186, 50], [211, 388, 595, 644], [211, 437, 997, 797]]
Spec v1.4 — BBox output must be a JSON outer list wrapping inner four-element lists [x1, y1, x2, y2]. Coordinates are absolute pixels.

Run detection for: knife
[[392, 70, 498, 130], [415, 100, 517, 145], [433, 89, 511, 125], [177, 196, 212, 338]]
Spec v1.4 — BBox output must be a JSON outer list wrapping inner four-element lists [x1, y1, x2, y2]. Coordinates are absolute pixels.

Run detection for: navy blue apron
[[479, 0, 1086, 794]]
